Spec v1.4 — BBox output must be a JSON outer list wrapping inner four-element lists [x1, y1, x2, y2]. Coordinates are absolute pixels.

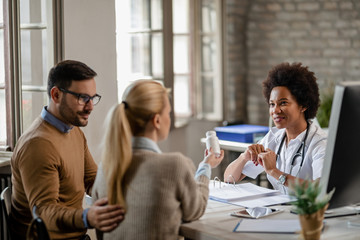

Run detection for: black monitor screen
[[320, 81, 360, 209]]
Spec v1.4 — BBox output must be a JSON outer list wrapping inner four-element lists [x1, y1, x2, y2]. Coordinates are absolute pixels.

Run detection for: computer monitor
[[320, 81, 360, 212]]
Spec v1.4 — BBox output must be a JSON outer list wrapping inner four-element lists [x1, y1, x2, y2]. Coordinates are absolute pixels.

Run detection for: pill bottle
[[205, 131, 221, 157]]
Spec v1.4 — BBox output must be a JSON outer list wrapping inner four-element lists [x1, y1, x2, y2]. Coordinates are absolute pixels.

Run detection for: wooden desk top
[[180, 200, 360, 240]]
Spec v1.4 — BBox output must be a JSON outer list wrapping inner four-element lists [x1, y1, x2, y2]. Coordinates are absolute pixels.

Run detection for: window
[[20, 0, 54, 133], [0, 0, 6, 147], [116, 0, 164, 95], [0, 0, 61, 151], [116, 0, 223, 127]]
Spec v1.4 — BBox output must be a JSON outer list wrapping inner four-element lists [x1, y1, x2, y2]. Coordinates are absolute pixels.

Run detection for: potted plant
[[289, 180, 335, 240], [317, 84, 334, 129]]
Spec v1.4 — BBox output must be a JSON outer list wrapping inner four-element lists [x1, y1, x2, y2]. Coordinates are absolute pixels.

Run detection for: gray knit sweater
[[92, 143, 210, 239]]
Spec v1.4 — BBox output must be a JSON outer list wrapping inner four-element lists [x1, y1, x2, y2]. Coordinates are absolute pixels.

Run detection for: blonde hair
[[102, 80, 170, 205]]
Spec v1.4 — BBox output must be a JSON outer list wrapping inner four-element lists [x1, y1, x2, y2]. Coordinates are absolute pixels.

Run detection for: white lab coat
[[242, 122, 327, 194]]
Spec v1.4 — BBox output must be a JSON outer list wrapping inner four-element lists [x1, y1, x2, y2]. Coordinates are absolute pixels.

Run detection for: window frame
[[116, 0, 224, 128], [0, 0, 63, 152]]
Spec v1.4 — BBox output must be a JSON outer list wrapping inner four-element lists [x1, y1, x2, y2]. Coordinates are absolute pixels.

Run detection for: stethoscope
[[276, 122, 310, 176]]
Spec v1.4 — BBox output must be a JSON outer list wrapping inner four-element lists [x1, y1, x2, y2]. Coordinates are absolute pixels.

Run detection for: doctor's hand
[[257, 148, 277, 174], [243, 144, 265, 166], [203, 147, 225, 168]]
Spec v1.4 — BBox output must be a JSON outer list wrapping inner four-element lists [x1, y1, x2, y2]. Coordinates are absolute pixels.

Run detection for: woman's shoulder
[[309, 122, 328, 141], [134, 149, 187, 158], [158, 152, 193, 165], [134, 150, 192, 165], [259, 127, 284, 145], [302, 123, 327, 153], [133, 151, 196, 176]]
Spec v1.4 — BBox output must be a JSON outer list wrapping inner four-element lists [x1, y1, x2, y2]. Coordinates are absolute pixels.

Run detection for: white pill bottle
[[205, 130, 221, 157]]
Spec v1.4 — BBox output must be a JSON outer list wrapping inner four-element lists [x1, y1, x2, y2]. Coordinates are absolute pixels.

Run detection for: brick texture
[[224, 0, 360, 125]]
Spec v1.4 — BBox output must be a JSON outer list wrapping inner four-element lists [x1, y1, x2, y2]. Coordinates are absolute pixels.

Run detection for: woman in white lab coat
[[224, 62, 327, 194]]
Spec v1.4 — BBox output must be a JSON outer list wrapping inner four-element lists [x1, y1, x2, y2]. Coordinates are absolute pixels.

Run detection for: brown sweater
[[92, 149, 210, 240], [10, 116, 97, 239]]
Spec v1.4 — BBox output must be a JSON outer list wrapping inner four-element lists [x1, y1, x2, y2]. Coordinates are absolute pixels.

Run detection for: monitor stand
[[324, 206, 360, 218]]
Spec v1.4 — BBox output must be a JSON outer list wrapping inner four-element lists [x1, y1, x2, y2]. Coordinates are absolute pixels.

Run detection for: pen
[[233, 219, 243, 232]]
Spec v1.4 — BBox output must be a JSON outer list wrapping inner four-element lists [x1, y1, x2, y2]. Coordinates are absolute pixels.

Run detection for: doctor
[[224, 62, 327, 194]]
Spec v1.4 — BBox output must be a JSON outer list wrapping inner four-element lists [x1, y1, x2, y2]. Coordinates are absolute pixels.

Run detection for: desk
[[180, 200, 360, 240], [200, 138, 251, 152], [0, 152, 12, 168]]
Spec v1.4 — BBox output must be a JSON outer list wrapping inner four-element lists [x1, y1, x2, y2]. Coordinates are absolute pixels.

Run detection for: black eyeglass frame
[[58, 87, 101, 106]]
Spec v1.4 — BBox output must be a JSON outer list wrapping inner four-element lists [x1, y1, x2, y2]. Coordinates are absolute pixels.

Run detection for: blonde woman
[[92, 80, 224, 240]]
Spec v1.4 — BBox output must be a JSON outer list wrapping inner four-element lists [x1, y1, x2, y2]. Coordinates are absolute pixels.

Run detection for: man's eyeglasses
[[58, 87, 101, 106]]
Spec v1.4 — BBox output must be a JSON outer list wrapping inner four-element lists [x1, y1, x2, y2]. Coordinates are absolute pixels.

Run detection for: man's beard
[[59, 97, 91, 127]]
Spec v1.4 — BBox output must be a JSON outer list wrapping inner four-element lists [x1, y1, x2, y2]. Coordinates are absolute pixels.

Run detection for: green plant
[[289, 180, 335, 215], [317, 85, 334, 128]]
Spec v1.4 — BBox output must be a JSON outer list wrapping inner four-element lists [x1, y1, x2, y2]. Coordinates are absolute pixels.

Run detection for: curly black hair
[[262, 62, 320, 120]]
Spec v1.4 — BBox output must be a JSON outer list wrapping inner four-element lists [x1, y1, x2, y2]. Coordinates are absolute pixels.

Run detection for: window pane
[[0, 30, 5, 86], [20, 29, 48, 86], [173, 0, 189, 34], [0, 90, 6, 145], [19, 0, 53, 135], [174, 75, 191, 116], [151, 0, 162, 30], [130, 0, 150, 29], [0, 0, 5, 145], [201, 0, 217, 33], [22, 92, 47, 131], [202, 76, 214, 113], [152, 33, 163, 78], [202, 36, 216, 72], [20, 0, 45, 24], [131, 34, 151, 76], [0, 0, 3, 25], [174, 36, 189, 74]]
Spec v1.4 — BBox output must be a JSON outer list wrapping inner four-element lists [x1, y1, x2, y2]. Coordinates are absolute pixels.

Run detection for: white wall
[[63, 0, 118, 163]]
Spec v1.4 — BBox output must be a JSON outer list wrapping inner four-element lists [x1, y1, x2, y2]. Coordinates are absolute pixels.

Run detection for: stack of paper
[[209, 180, 295, 208]]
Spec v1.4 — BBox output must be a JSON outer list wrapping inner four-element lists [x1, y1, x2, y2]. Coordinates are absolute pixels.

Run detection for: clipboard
[[233, 218, 302, 234]]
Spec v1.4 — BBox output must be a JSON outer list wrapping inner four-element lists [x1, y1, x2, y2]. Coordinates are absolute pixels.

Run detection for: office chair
[[26, 205, 50, 240], [1, 187, 11, 240]]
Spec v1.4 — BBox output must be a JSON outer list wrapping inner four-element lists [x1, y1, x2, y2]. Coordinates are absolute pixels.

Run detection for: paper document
[[242, 161, 264, 179], [233, 219, 301, 233], [209, 181, 278, 202], [231, 194, 296, 208], [209, 180, 294, 207]]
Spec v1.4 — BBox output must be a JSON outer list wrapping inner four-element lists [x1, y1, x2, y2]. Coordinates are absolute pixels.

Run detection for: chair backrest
[[1, 187, 11, 217], [26, 205, 50, 240], [1, 187, 11, 240]]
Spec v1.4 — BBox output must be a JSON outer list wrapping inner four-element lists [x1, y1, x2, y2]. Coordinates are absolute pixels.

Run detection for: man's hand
[[87, 197, 125, 232]]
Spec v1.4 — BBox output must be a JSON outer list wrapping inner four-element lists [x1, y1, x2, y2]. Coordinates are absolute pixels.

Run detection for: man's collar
[[41, 106, 73, 133]]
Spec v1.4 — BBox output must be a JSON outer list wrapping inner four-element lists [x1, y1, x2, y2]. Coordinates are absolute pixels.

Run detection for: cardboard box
[[214, 124, 269, 143]]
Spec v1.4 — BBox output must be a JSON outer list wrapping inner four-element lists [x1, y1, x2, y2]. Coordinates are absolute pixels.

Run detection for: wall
[[223, 0, 251, 124], [235, 0, 360, 125], [63, 0, 118, 163]]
